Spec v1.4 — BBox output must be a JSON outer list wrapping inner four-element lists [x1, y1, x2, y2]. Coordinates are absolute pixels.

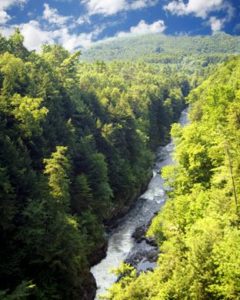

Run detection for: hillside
[[82, 32, 240, 62], [104, 57, 240, 300]]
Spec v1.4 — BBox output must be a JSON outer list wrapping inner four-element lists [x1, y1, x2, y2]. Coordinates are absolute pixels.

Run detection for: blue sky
[[0, 0, 239, 51]]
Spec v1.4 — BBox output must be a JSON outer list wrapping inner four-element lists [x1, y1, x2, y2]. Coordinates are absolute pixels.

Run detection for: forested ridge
[[0, 29, 239, 300], [105, 57, 240, 300], [82, 32, 240, 62]]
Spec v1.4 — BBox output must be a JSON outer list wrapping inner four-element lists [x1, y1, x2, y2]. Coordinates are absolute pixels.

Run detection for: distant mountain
[[82, 33, 240, 61]]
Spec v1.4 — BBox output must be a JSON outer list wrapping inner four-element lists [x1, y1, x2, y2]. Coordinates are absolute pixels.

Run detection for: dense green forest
[[104, 57, 240, 300], [0, 30, 189, 299], [0, 29, 240, 299], [82, 32, 240, 61]]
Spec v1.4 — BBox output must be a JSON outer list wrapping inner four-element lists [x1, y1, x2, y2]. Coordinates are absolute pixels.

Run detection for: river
[[91, 109, 188, 299]]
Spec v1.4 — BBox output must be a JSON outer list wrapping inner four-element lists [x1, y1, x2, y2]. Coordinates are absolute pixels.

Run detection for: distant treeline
[[82, 32, 240, 62]]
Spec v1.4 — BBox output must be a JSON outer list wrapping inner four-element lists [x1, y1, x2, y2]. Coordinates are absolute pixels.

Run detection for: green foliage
[[0, 32, 188, 299], [0, 281, 35, 300], [71, 174, 92, 214], [44, 146, 70, 206], [11, 94, 48, 136], [106, 57, 240, 300], [0, 52, 27, 96], [82, 32, 239, 63]]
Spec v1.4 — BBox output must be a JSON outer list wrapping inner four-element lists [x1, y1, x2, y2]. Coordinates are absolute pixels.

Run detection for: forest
[[82, 32, 240, 62], [0, 29, 239, 299], [104, 57, 240, 300]]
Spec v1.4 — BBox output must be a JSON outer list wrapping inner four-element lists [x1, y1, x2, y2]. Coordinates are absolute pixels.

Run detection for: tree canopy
[[105, 57, 240, 300]]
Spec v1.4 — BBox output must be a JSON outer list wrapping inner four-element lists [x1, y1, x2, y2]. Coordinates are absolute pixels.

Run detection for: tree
[[44, 146, 71, 208]]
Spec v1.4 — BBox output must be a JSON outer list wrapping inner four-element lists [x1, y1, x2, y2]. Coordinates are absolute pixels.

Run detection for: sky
[[0, 0, 239, 52]]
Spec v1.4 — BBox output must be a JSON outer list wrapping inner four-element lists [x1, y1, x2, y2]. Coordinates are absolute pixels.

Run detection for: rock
[[132, 224, 157, 247], [125, 241, 159, 270], [103, 171, 152, 230], [132, 224, 147, 242], [82, 271, 97, 300], [88, 240, 108, 267], [146, 248, 158, 262], [125, 251, 144, 268], [146, 237, 157, 247]]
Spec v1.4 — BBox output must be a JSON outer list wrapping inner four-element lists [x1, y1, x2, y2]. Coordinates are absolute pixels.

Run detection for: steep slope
[[104, 57, 240, 300]]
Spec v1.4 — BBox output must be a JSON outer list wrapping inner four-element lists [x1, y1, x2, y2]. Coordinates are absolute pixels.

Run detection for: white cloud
[[164, 0, 225, 19], [129, 0, 158, 10], [83, 0, 126, 16], [56, 28, 94, 50], [117, 19, 166, 37], [0, 0, 26, 24], [164, 1, 187, 16], [42, 4, 91, 31], [164, 0, 234, 32], [0, 10, 10, 24], [82, 0, 158, 16], [0, 24, 15, 36], [0, 0, 26, 10], [1, 19, 103, 52], [43, 3, 71, 26], [0, 1, 105, 52], [20, 20, 54, 50], [53, 25, 104, 51], [209, 16, 224, 32]]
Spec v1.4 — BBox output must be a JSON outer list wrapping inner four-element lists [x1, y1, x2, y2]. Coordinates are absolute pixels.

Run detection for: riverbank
[[90, 139, 175, 298], [90, 109, 188, 299]]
